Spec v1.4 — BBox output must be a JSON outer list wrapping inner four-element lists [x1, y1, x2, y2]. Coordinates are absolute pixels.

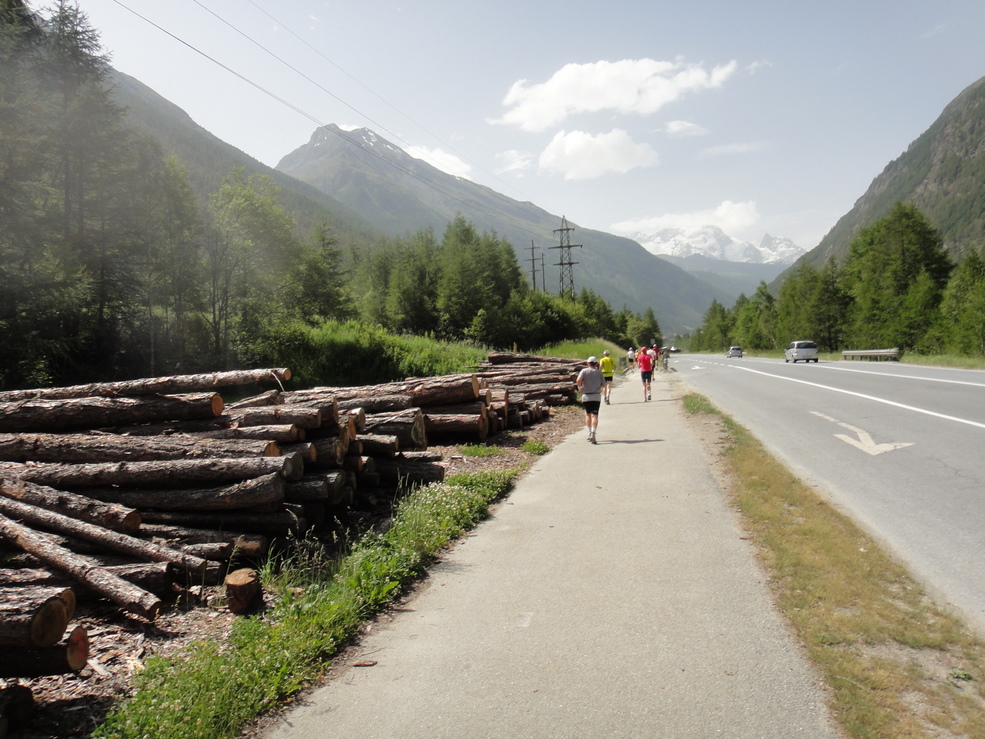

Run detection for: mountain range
[[109, 65, 985, 335], [274, 124, 729, 333]]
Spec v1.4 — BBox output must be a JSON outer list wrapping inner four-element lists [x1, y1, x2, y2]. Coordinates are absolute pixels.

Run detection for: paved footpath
[[263, 372, 842, 738]]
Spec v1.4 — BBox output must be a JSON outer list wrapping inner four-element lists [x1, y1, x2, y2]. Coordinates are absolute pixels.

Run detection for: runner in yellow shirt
[[599, 350, 615, 405]]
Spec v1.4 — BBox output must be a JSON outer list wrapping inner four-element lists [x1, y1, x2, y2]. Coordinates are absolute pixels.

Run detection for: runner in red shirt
[[637, 349, 654, 401]]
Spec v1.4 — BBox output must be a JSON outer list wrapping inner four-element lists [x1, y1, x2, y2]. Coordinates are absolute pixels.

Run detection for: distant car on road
[[726, 346, 743, 358], [669, 346, 681, 353], [785, 340, 819, 363]]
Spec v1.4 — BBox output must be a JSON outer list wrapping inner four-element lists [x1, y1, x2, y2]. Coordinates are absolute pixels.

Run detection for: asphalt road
[[669, 353, 985, 637], [262, 374, 839, 738]]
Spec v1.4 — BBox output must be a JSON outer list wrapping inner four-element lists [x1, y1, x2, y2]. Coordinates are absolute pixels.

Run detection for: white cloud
[[665, 120, 708, 137], [538, 129, 659, 180], [492, 58, 738, 132], [496, 149, 535, 175], [405, 145, 472, 179], [611, 200, 761, 238]]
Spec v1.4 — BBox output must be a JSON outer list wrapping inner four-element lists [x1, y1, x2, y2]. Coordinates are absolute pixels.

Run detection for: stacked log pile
[[0, 354, 581, 684]]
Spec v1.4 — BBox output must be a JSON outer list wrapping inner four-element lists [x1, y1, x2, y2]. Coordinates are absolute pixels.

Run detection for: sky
[[66, 0, 985, 250]]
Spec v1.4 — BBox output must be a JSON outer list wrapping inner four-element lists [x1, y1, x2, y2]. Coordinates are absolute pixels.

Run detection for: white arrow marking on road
[[735, 366, 985, 431], [811, 412, 914, 456]]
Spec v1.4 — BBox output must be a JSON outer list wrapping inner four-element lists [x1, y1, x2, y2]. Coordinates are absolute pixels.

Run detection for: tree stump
[[224, 568, 263, 614]]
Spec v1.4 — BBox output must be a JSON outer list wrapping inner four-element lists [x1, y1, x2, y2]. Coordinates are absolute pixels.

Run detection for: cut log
[[355, 434, 399, 457], [0, 368, 290, 403], [301, 374, 479, 407], [80, 473, 285, 511], [423, 412, 488, 441], [0, 433, 278, 463], [0, 514, 163, 620], [285, 472, 346, 504], [374, 458, 446, 487], [0, 393, 224, 433], [0, 563, 175, 599], [138, 525, 268, 559], [139, 509, 302, 537], [344, 407, 367, 433], [334, 394, 413, 414], [0, 478, 140, 535], [0, 454, 303, 488], [227, 406, 325, 429], [310, 437, 347, 468], [124, 423, 302, 444], [0, 586, 73, 647], [225, 389, 282, 409], [0, 497, 208, 575], [0, 626, 89, 678], [363, 409, 427, 450], [224, 568, 263, 614]]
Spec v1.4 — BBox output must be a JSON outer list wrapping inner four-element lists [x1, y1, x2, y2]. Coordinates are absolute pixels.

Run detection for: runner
[[576, 356, 604, 443], [599, 350, 615, 404], [637, 347, 654, 401]]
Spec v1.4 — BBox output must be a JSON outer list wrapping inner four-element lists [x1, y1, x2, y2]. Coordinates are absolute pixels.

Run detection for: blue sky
[[75, 0, 985, 250]]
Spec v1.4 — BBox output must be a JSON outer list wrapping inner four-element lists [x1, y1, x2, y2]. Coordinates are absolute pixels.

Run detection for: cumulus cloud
[[405, 145, 472, 179], [538, 129, 659, 180], [665, 120, 708, 137], [491, 58, 737, 132], [611, 200, 761, 238]]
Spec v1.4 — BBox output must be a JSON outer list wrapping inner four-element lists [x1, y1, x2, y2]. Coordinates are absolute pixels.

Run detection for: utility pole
[[550, 216, 582, 299], [527, 240, 540, 291], [540, 253, 547, 292]]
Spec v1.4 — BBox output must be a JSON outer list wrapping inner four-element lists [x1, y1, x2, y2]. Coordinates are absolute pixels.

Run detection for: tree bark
[[354, 434, 399, 457], [0, 368, 291, 402], [227, 406, 326, 429], [423, 412, 488, 441], [374, 457, 446, 486], [0, 454, 303, 488], [0, 514, 163, 620], [138, 525, 268, 559], [0, 433, 278, 463], [0, 498, 208, 575], [0, 626, 89, 677], [0, 587, 73, 647], [80, 472, 285, 511], [139, 509, 303, 537], [0, 478, 140, 535], [0, 563, 175, 599], [363, 409, 427, 450], [0, 393, 224, 433]]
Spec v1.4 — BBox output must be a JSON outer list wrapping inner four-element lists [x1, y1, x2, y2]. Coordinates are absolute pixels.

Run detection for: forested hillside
[[689, 203, 985, 357], [783, 75, 985, 276], [0, 1, 665, 391]]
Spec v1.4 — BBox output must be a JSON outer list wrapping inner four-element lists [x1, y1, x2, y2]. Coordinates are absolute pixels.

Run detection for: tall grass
[[93, 471, 517, 739], [241, 319, 489, 387], [681, 393, 985, 737], [535, 339, 623, 360]]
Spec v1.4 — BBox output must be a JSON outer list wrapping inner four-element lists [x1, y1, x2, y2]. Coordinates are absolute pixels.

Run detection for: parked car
[[785, 340, 819, 363], [726, 346, 743, 358]]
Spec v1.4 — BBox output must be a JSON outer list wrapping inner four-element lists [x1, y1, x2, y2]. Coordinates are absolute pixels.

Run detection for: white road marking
[[816, 364, 985, 389], [810, 412, 914, 455], [734, 366, 985, 431]]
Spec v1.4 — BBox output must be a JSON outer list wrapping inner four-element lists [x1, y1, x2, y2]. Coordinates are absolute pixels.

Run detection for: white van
[[785, 340, 819, 363]]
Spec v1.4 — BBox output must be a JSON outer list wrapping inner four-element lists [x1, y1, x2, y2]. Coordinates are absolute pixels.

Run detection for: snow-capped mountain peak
[[627, 225, 805, 264]]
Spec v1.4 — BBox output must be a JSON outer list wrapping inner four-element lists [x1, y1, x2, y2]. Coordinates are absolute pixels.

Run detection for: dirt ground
[[3, 404, 587, 738]]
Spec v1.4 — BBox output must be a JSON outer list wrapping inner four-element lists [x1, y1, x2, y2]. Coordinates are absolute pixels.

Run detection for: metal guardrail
[[841, 348, 900, 361]]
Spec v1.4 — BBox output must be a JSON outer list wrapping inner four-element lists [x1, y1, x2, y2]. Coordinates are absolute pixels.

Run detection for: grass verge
[[92, 470, 518, 739], [680, 393, 985, 737]]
